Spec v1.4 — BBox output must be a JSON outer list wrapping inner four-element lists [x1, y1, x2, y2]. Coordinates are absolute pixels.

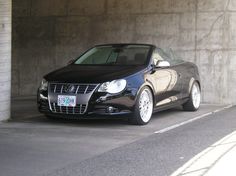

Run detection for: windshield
[[74, 45, 151, 66]]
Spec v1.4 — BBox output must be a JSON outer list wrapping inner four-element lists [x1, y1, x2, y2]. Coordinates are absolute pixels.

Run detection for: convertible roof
[[95, 43, 156, 48]]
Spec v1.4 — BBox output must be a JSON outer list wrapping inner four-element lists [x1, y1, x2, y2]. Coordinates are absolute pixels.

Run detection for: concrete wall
[[12, 0, 236, 104], [0, 0, 11, 121]]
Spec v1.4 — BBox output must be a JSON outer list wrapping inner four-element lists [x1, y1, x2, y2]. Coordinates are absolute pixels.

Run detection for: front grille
[[50, 103, 87, 114], [48, 83, 98, 115], [50, 83, 97, 94]]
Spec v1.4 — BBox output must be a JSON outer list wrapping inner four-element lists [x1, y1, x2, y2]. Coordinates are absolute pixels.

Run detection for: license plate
[[57, 95, 76, 107]]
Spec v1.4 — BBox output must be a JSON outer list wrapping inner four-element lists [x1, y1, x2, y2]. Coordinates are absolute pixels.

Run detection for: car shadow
[[11, 106, 184, 127]]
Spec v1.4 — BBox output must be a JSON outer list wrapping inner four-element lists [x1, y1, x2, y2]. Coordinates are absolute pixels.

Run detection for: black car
[[38, 44, 201, 125]]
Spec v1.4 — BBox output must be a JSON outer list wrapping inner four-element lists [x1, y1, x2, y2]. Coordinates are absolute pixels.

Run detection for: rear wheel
[[183, 81, 201, 111], [129, 87, 153, 125]]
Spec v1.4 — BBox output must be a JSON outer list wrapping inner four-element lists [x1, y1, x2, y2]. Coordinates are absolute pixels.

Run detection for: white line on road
[[170, 130, 236, 176], [154, 105, 233, 134]]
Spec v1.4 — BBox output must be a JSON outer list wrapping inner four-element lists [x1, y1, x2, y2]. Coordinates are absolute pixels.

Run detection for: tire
[[129, 86, 154, 125], [183, 81, 201, 111]]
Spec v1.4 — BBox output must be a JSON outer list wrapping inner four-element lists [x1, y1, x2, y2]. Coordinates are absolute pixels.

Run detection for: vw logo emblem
[[64, 84, 75, 93]]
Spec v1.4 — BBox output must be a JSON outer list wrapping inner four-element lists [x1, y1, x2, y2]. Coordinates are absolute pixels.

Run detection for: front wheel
[[129, 87, 153, 125], [183, 81, 201, 111]]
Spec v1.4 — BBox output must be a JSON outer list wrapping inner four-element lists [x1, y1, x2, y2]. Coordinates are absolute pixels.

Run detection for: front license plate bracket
[[57, 95, 76, 107]]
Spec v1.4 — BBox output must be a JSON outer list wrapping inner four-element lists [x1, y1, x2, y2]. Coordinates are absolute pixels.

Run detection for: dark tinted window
[[74, 45, 151, 66]]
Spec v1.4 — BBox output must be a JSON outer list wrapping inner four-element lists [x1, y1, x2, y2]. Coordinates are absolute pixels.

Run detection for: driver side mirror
[[156, 60, 170, 68]]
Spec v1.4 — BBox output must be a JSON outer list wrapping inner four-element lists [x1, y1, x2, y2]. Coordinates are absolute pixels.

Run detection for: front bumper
[[37, 84, 136, 117]]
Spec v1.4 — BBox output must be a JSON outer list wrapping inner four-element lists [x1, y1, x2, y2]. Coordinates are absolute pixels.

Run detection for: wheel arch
[[188, 77, 201, 94], [195, 80, 201, 91], [134, 82, 155, 106]]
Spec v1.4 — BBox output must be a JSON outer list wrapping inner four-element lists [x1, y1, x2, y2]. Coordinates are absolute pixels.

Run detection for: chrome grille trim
[[50, 103, 87, 114], [60, 85, 63, 93], [84, 86, 89, 94], [49, 83, 98, 94], [48, 83, 99, 115], [75, 85, 80, 94]]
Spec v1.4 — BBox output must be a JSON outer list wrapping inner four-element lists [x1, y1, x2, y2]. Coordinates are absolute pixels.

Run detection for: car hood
[[45, 65, 146, 83]]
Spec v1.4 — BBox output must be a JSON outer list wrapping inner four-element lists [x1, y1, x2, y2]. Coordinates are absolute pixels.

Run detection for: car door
[[149, 48, 183, 107]]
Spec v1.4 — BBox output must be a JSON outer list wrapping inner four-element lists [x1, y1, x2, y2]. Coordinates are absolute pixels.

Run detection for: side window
[[156, 48, 185, 66], [152, 50, 164, 65], [156, 48, 170, 61]]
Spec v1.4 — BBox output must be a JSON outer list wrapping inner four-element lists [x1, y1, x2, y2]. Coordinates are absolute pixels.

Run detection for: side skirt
[[153, 98, 189, 113]]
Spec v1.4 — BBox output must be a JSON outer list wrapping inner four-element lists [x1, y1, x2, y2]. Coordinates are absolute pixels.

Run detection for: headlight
[[98, 79, 127, 94], [40, 78, 48, 90]]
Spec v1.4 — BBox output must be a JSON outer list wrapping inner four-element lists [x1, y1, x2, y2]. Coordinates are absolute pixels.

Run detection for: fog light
[[107, 106, 119, 113], [107, 106, 114, 113]]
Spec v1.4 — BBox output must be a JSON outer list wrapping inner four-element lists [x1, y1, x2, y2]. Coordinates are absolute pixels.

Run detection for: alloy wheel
[[139, 88, 153, 123], [191, 83, 201, 109]]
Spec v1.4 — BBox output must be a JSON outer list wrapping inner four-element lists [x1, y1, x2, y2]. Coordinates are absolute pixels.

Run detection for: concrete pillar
[[0, 0, 11, 121]]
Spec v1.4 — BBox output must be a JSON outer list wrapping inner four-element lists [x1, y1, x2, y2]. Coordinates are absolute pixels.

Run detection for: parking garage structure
[[0, 0, 11, 121]]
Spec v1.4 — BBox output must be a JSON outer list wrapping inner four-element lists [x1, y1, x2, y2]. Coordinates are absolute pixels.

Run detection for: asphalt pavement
[[0, 100, 235, 176]]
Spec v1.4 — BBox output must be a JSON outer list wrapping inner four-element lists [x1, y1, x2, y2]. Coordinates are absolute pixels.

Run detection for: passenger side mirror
[[156, 60, 170, 68]]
